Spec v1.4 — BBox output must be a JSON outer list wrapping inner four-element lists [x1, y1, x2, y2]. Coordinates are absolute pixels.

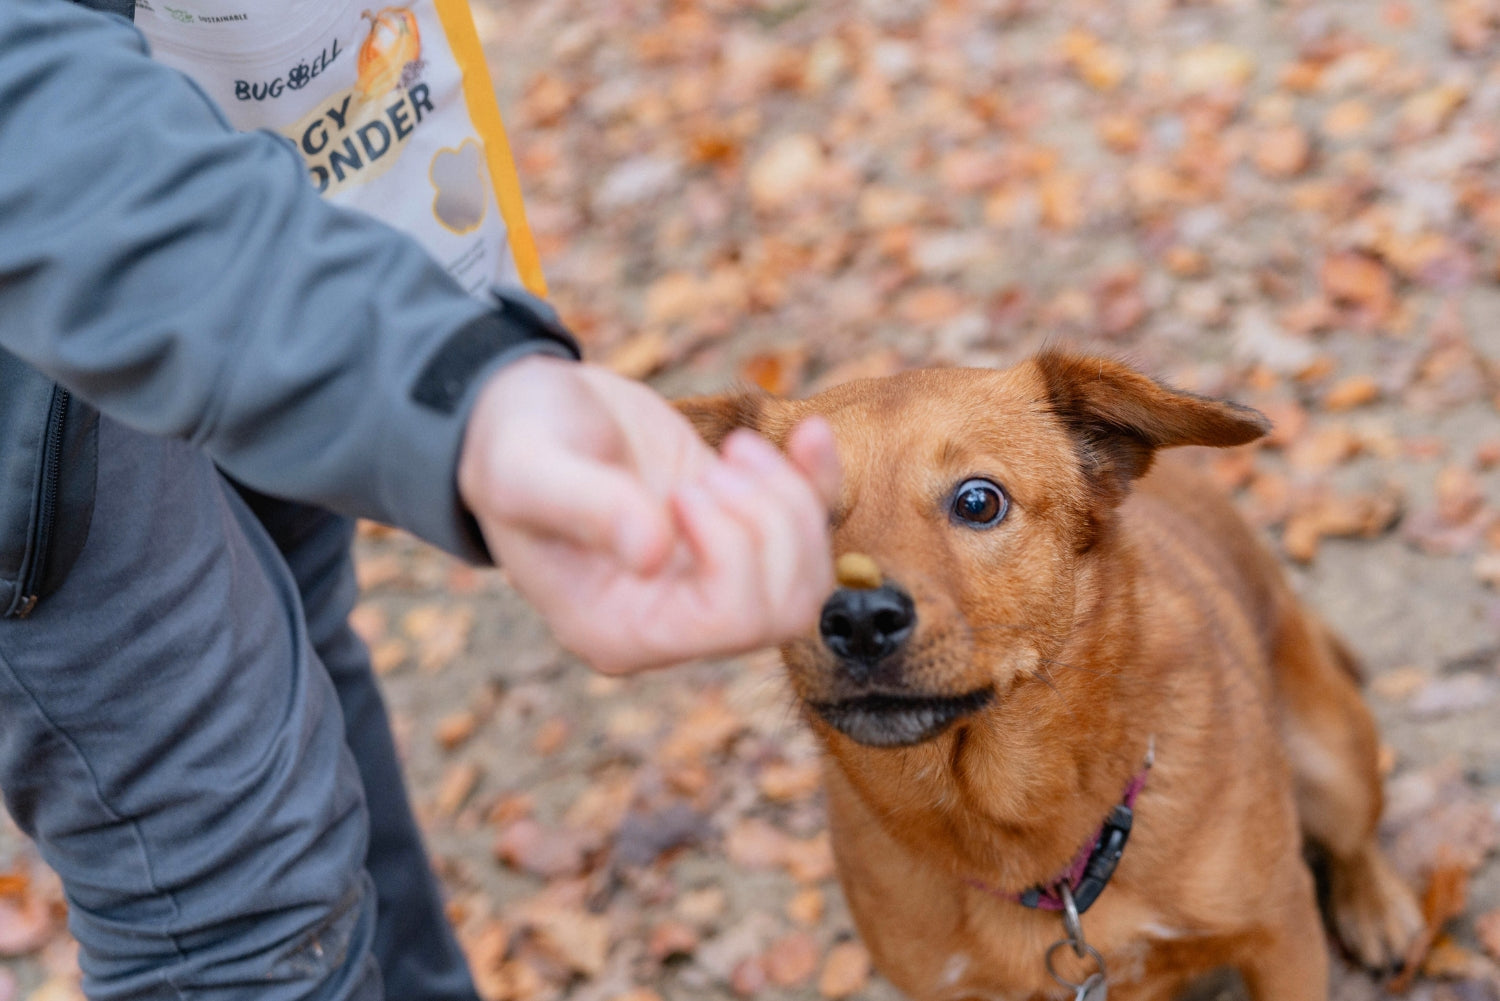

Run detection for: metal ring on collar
[[1044, 939, 1106, 991]]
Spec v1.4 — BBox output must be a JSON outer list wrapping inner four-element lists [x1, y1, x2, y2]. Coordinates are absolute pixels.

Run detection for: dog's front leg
[[1234, 892, 1329, 1001]]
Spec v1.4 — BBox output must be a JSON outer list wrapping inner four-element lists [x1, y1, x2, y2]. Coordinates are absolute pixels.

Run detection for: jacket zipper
[[14, 387, 69, 619]]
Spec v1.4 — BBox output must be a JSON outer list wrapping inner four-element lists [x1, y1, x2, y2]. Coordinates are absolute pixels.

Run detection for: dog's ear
[[1035, 351, 1270, 505], [674, 392, 769, 448]]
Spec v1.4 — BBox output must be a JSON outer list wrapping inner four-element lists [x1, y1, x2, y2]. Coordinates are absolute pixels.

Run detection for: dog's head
[[679, 352, 1269, 750]]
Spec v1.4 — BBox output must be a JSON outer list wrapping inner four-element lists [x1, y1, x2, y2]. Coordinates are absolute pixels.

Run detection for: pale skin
[[457, 355, 841, 675]]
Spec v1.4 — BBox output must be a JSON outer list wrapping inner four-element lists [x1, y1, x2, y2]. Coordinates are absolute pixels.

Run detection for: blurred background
[[5, 0, 1500, 998]]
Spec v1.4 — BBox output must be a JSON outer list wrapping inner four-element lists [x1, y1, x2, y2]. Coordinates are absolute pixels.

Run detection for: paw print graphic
[[429, 141, 488, 234]]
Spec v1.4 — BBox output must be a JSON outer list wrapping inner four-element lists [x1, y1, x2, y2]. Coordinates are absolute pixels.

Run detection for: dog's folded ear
[[674, 392, 769, 448], [1035, 351, 1271, 505]]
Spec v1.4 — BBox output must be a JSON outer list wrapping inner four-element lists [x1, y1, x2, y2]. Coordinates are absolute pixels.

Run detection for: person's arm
[[0, 0, 573, 561]]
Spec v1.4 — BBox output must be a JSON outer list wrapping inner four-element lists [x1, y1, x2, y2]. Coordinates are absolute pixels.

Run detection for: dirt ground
[[5, 0, 1500, 999]]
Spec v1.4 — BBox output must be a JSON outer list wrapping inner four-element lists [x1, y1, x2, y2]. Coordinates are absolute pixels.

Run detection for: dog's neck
[[820, 527, 1158, 893]]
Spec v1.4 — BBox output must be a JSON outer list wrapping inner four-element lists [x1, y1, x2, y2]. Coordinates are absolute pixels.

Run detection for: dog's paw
[[1328, 846, 1425, 971]]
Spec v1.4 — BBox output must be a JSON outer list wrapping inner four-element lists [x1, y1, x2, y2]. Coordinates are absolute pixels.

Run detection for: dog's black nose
[[819, 584, 916, 664]]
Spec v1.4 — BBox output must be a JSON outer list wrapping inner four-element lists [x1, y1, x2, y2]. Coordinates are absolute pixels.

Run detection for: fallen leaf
[[434, 760, 483, 818], [605, 331, 671, 380], [612, 803, 710, 868], [1174, 43, 1256, 93], [786, 888, 825, 927], [749, 134, 825, 211], [730, 956, 767, 997], [436, 711, 478, 752], [1253, 124, 1311, 178], [524, 903, 612, 977], [532, 717, 570, 756], [1321, 253, 1394, 319], [819, 941, 872, 999], [762, 932, 820, 987], [495, 819, 600, 879], [648, 920, 699, 961], [1322, 374, 1381, 411], [0, 895, 52, 957], [724, 818, 790, 870], [758, 761, 822, 803], [1393, 853, 1469, 990]]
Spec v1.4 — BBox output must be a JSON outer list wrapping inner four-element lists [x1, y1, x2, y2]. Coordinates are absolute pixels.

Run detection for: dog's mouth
[[810, 689, 994, 748]]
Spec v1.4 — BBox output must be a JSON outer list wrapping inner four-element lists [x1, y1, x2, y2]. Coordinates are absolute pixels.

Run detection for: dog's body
[[682, 354, 1421, 1000]]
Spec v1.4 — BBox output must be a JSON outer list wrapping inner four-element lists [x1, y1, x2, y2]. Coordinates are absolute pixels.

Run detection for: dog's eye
[[951, 479, 1008, 528]]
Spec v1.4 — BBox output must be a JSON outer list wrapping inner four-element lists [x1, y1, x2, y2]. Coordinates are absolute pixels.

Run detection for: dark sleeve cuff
[[409, 286, 583, 565]]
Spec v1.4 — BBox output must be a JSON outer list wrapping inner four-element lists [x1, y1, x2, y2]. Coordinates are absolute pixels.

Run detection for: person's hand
[[457, 355, 840, 674]]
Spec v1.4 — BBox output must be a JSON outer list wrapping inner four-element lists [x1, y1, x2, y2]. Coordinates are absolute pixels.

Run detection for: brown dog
[[680, 352, 1423, 1001]]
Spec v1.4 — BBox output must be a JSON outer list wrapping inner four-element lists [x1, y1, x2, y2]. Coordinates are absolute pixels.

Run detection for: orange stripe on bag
[[431, 0, 548, 298]]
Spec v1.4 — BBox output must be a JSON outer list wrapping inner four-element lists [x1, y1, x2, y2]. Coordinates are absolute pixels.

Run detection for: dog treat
[[835, 552, 882, 590]]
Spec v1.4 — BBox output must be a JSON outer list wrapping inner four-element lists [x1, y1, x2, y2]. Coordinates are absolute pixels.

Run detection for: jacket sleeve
[[0, 0, 577, 562]]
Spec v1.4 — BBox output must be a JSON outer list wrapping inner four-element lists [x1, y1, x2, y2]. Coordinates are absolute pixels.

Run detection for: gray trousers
[[0, 417, 480, 1001]]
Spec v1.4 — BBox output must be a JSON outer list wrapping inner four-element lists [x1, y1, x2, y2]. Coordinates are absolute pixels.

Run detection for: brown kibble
[[836, 553, 882, 590], [819, 941, 872, 999]]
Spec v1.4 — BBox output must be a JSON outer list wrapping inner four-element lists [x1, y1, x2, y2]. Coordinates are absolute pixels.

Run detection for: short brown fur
[[679, 353, 1421, 1000]]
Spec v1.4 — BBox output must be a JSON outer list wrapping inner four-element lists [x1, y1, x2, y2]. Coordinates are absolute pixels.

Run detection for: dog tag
[[1074, 973, 1107, 1001]]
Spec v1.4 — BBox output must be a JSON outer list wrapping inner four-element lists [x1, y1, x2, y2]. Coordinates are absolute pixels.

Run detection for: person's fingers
[[478, 447, 673, 575], [785, 416, 842, 511], [670, 479, 764, 639], [718, 431, 833, 630]]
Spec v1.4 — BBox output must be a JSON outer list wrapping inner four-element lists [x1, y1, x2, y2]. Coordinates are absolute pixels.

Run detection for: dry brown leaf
[[762, 932, 820, 987], [1393, 856, 1470, 989], [758, 761, 822, 803], [749, 134, 825, 211], [436, 711, 478, 752], [494, 819, 599, 879], [434, 761, 483, 819], [783, 833, 836, 884], [531, 717, 570, 756], [1322, 374, 1381, 411], [657, 696, 744, 766], [1475, 909, 1500, 961], [818, 941, 872, 999], [739, 346, 809, 396], [786, 888, 825, 927], [1253, 124, 1311, 179], [401, 604, 474, 673], [0, 896, 52, 957], [730, 956, 767, 997], [647, 920, 699, 961], [1175, 43, 1256, 93], [524, 904, 612, 977], [724, 817, 790, 870], [604, 331, 671, 380], [1321, 253, 1394, 318]]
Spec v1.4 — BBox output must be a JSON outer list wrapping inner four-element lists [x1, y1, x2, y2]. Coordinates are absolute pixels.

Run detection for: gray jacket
[[0, 0, 579, 616]]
